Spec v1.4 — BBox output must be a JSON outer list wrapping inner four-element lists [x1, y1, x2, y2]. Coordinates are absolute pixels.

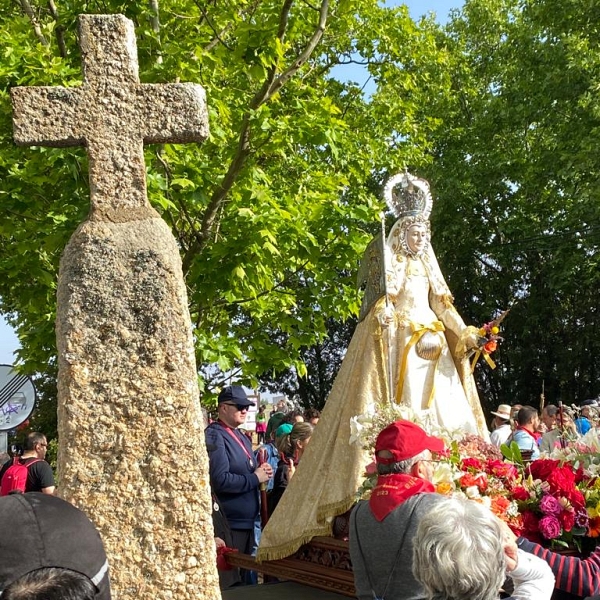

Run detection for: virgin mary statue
[[257, 172, 489, 562]]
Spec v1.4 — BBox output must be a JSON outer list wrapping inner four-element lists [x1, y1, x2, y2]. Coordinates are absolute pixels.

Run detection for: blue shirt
[[575, 417, 592, 436], [510, 428, 540, 460], [254, 442, 279, 492]]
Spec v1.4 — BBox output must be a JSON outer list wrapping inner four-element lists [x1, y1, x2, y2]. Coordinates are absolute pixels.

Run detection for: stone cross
[[11, 13, 208, 222], [11, 14, 220, 600]]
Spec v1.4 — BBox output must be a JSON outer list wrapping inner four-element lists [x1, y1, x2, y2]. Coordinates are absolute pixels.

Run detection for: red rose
[[521, 510, 542, 544], [547, 466, 576, 494], [528, 459, 560, 481], [461, 457, 483, 471], [511, 486, 531, 501], [565, 489, 586, 511], [559, 509, 575, 532]]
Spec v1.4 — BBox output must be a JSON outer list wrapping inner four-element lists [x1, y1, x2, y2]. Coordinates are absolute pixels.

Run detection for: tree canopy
[[0, 0, 599, 415]]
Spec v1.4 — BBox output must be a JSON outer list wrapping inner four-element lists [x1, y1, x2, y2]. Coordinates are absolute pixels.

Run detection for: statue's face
[[405, 223, 428, 255]]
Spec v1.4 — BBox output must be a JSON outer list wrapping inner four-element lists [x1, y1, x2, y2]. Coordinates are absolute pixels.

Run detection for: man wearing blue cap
[[205, 385, 273, 585]]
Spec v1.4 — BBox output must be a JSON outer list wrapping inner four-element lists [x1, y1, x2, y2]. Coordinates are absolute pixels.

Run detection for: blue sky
[[397, 0, 460, 20], [0, 0, 461, 367], [0, 316, 19, 365]]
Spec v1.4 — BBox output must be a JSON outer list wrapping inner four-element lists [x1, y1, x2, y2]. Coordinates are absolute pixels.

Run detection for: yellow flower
[[436, 482, 454, 495]]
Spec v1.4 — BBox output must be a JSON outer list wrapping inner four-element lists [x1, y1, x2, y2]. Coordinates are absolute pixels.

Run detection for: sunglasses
[[223, 403, 249, 412]]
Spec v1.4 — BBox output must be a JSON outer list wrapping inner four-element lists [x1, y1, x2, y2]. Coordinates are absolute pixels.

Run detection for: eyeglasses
[[223, 403, 248, 412]]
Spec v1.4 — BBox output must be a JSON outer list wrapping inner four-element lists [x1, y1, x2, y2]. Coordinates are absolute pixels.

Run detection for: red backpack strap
[[21, 458, 43, 468]]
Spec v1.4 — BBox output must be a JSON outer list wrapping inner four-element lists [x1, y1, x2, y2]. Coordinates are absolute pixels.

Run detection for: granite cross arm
[[11, 14, 209, 222]]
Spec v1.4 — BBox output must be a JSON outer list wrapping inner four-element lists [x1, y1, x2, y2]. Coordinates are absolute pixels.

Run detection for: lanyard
[[218, 421, 254, 467]]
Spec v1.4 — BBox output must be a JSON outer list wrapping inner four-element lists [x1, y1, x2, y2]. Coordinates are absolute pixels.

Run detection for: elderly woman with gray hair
[[412, 497, 554, 600]]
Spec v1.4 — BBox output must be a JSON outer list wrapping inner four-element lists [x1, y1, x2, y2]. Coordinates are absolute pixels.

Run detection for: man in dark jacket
[[205, 385, 273, 584]]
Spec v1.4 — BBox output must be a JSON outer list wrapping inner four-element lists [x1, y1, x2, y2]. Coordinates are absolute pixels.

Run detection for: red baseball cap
[[375, 420, 445, 464]]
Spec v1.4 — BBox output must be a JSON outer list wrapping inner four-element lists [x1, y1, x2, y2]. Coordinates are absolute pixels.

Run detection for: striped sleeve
[[518, 537, 600, 597]]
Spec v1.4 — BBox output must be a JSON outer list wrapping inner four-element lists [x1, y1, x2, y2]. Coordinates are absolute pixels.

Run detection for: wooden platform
[[226, 536, 355, 597], [222, 581, 348, 599]]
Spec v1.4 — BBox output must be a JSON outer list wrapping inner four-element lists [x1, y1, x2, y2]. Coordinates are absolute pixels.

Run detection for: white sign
[[0, 365, 36, 431]]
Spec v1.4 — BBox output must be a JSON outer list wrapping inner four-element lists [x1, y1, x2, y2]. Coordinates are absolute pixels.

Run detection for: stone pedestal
[[56, 218, 219, 599], [11, 13, 219, 599]]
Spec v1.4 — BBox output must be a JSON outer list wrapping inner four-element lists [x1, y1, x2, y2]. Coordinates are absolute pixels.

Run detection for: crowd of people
[[5, 394, 600, 600], [488, 399, 594, 458], [204, 389, 600, 600]]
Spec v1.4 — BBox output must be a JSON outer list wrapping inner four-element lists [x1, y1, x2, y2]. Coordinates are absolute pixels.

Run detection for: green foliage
[[3, 0, 599, 418], [0, 0, 447, 403], [257, 315, 358, 409], [500, 441, 525, 465]]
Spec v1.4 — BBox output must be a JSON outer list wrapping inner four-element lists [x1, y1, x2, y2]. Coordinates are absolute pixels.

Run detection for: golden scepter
[[380, 211, 395, 406]]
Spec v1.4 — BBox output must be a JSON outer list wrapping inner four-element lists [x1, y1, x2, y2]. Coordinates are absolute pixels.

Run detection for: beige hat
[[491, 404, 512, 420]]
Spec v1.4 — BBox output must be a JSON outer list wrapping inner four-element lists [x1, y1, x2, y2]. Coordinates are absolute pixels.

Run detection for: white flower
[[465, 485, 480, 499], [432, 462, 454, 485], [349, 416, 365, 445], [361, 403, 378, 419], [507, 501, 520, 517]]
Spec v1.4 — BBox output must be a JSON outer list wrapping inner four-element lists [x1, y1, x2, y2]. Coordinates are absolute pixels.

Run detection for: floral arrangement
[[351, 402, 600, 553], [434, 441, 600, 552], [469, 317, 505, 371], [478, 322, 503, 355], [431, 437, 523, 533]]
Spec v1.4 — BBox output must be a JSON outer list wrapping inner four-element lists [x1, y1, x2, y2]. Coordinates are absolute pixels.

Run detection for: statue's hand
[[455, 325, 482, 357], [377, 304, 395, 328]]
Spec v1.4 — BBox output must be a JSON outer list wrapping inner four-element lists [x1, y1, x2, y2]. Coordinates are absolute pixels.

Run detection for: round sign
[[0, 365, 36, 432]]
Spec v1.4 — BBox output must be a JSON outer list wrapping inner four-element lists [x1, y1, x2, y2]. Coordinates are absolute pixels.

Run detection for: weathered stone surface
[[10, 13, 219, 600], [11, 14, 208, 223], [56, 219, 219, 599]]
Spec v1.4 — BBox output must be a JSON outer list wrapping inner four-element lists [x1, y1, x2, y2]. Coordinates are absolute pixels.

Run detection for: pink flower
[[539, 515, 562, 540], [539, 494, 562, 516], [487, 460, 518, 480], [365, 461, 377, 475]]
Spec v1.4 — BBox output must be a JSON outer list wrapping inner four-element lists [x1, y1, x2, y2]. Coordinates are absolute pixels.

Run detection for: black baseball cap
[[217, 385, 255, 407], [0, 493, 111, 599]]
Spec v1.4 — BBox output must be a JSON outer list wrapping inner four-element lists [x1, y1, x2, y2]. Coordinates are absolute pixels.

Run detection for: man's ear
[[410, 461, 421, 477]]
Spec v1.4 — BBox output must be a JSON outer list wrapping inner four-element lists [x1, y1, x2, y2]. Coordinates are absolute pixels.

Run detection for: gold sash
[[396, 320, 445, 408]]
